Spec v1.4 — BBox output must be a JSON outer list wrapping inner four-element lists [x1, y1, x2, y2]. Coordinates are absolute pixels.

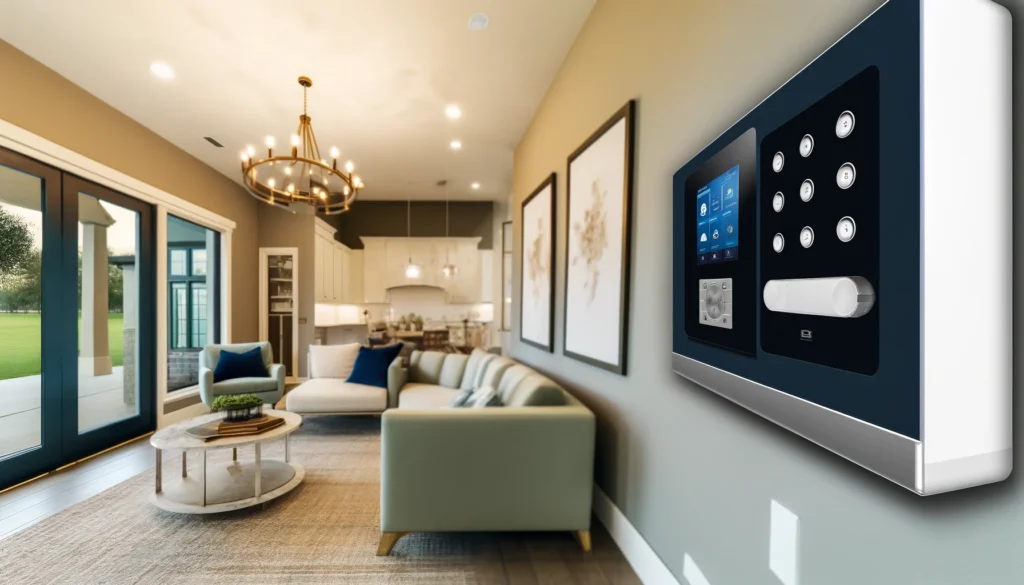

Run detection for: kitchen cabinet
[[360, 236, 487, 303], [315, 218, 357, 304]]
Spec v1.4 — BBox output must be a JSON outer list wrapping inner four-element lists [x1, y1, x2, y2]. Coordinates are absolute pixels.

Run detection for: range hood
[[385, 284, 447, 292]]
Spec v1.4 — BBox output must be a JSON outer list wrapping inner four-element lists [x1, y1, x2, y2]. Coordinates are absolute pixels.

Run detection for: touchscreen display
[[696, 165, 739, 265]]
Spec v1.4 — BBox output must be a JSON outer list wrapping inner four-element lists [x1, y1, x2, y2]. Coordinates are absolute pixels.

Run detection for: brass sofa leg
[[377, 532, 409, 556], [573, 530, 592, 553]]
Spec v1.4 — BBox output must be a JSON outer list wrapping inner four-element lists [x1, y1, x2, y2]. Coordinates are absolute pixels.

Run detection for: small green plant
[[211, 394, 263, 412]]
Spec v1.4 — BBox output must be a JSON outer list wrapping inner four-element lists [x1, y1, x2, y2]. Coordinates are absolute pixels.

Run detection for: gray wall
[[320, 201, 494, 249], [511, 0, 1024, 583], [257, 206, 314, 379]]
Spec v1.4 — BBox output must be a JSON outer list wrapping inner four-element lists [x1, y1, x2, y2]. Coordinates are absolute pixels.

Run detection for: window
[[167, 215, 220, 391]]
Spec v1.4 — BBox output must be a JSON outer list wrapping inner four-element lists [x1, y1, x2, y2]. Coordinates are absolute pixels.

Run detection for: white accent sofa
[[284, 344, 397, 415]]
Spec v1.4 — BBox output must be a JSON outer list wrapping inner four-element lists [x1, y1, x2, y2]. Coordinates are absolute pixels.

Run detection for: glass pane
[[77, 192, 139, 433], [171, 283, 187, 349], [192, 249, 207, 276], [0, 164, 44, 458], [169, 249, 187, 276], [190, 284, 207, 348]]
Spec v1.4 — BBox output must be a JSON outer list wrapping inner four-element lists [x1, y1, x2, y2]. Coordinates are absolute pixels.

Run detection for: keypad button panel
[[759, 67, 880, 375], [699, 278, 733, 330]]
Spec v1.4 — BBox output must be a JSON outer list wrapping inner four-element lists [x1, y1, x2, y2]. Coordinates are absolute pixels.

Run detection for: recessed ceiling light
[[450, 140, 462, 151], [445, 104, 462, 119], [471, 182, 480, 190], [149, 61, 175, 80], [468, 13, 489, 31]]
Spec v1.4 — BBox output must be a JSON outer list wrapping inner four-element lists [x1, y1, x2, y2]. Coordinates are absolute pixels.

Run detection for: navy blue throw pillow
[[214, 347, 268, 382], [347, 344, 403, 389]]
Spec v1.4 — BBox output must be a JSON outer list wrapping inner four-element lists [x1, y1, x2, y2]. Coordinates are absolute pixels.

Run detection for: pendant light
[[441, 180, 457, 278], [404, 199, 421, 279]]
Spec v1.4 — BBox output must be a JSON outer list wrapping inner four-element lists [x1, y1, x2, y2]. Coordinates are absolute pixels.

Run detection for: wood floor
[[0, 435, 154, 539], [0, 435, 642, 584]]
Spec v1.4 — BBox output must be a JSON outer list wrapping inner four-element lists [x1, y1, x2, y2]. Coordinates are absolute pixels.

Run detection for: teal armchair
[[198, 342, 285, 408]]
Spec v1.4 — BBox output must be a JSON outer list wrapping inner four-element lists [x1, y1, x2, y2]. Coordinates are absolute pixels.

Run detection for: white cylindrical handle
[[763, 277, 875, 318]]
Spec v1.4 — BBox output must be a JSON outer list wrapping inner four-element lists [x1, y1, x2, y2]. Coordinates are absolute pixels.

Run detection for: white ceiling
[[0, 0, 594, 201]]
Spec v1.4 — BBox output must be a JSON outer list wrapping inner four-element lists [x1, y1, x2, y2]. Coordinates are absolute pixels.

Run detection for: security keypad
[[699, 278, 733, 330]]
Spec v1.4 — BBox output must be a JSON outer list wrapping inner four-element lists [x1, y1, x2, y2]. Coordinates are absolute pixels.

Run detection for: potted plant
[[398, 315, 409, 331], [412, 314, 424, 331], [211, 394, 265, 422]]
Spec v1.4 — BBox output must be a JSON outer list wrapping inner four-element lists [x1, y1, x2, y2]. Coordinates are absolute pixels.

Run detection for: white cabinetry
[[360, 236, 488, 303], [314, 218, 358, 305]]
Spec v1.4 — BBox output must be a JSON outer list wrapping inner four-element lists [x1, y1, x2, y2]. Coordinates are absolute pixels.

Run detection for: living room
[[2, 0, 1024, 584]]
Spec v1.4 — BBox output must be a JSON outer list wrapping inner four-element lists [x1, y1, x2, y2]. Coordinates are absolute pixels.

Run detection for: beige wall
[[257, 206, 315, 378], [0, 40, 259, 342], [512, 0, 1024, 583]]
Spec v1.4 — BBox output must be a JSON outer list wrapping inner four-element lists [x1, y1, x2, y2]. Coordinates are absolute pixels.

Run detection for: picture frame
[[562, 100, 635, 374], [519, 173, 556, 352]]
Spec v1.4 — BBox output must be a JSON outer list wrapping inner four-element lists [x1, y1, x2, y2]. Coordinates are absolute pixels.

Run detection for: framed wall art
[[563, 100, 635, 374], [520, 173, 556, 351]]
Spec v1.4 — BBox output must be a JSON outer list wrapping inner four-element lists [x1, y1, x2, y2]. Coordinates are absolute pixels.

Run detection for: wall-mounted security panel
[[671, 0, 1011, 495]]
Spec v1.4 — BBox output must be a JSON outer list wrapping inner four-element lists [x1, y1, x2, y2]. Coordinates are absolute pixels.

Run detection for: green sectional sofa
[[377, 349, 596, 556]]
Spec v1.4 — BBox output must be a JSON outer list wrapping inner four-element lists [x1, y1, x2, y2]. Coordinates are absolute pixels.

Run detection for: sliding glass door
[[64, 176, 155, 462], [0, 148, 155, 489]]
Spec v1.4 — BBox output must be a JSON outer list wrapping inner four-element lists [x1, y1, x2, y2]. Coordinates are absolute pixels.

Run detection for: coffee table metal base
[[151, 447, 304, 514]]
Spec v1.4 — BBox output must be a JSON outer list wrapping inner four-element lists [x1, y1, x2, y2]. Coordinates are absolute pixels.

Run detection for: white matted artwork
[[520, 174, 556, 351], [563, 101, 635, 374]]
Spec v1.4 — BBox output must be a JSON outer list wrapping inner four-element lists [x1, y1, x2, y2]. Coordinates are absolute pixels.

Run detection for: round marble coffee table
[[149, 409, 304, 514]]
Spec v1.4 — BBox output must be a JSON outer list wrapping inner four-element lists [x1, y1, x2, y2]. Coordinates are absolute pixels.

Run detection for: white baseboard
[[592, 485, 681, 585]]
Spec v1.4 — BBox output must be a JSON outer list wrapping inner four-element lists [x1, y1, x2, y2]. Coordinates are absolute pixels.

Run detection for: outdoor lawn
[[0, 313, 124, 380]]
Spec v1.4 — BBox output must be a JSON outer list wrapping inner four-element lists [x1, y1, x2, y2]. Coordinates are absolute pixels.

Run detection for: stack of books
[[187, 415, 285, 441]]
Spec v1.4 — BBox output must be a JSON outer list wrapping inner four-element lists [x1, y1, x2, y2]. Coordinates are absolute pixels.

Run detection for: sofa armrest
[[380, 406, 595, 533], [199, 367, 214, 407], [386, 357, 407, 408], [268, 364, 286, 391]]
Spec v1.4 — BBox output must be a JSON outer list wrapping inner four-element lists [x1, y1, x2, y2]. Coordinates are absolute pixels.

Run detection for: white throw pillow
[[309, 343, 361, 379], [468, 385, 502, 408]]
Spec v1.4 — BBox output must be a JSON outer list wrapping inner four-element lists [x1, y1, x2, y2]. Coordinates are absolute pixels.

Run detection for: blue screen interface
[[696, 165, 739, 265]]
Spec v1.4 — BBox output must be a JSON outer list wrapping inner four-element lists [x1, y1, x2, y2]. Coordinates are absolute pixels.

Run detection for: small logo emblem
[[800, 329, 813, 341]]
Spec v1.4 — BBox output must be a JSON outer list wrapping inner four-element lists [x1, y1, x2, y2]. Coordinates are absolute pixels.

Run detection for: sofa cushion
[[479, 357, 515, 389], [398, 383, 461, 410], [285, 378, 387, 413], [210, 376, 279, 396], [496, 364, 535, 404], [438, 354, 468, 389], [472, 354, 498, 388], [348, 344, 404, 389], [409, 351, 446, 384], [506, 374, 567, 407], [460, 349, 491, 391], [213, 347, 268, 383], [309, 343, 360, 379]]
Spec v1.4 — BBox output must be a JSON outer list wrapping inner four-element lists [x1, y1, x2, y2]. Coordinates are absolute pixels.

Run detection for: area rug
[[0, 417, 637, 585]]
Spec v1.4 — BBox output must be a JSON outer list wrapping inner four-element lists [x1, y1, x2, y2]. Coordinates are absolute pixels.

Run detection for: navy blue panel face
[[671, 0, 922, 439], [759, 67, 880, 375]]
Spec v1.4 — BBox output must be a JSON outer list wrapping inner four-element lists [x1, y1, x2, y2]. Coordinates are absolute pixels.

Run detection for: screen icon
[[700, 202, 707, 217]]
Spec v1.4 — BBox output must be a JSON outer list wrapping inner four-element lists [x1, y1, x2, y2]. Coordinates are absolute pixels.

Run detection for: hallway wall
[[511, 0, 1024, 583]]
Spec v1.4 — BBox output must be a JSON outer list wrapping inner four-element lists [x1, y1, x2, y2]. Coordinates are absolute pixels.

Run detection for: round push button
[[836, 163, 856, 190], [772, 233, 785, 253], [836, 111, 855, 138], [800, 226, 814, 248], [837, 216, 856, 242], [772, 192, 785, 212], [799, 134, 814, 157], [799, 179, 814, 202], [772, 152, 785, 173]]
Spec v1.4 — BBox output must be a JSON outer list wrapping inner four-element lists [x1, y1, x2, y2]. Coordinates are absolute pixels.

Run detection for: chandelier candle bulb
[[345, 161, 354, 173], [266, 136, 275, 148], [247, 145, 255, 157], [291, 134, 300, 147], [330, 146, 339, 159]]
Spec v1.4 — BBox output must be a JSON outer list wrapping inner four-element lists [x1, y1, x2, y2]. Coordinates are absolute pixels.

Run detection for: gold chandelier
[[240, 76, 363, 215]]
